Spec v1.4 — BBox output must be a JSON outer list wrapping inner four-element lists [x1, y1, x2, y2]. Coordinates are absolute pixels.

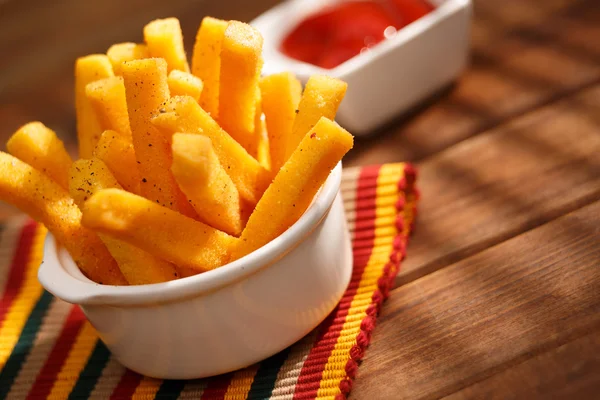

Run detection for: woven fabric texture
[[0, 163, 418, 400]]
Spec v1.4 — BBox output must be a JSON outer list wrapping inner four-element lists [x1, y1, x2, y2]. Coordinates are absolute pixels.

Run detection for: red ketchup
[[281, 0, 435, 69]]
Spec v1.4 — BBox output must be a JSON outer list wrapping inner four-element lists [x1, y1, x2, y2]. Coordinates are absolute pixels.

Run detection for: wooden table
[[1, 0, 599, 398]]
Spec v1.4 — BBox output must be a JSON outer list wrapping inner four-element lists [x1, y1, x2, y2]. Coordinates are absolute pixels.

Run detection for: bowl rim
[[38, 162, 343, 306], [252, 0, 472, 80]]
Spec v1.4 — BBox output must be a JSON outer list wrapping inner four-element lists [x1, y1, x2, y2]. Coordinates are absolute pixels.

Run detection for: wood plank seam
[[395, 83, 600, 287], [350, 200, 600, 399], [441, 321, 600, 400], [417, 76, 600, 164]]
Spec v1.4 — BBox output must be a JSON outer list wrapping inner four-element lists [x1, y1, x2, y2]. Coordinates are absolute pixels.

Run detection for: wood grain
[[444, 330, 600, 400], [350, 201, 600, 400], [345, 0, 600, 165], [1, 1, 600, 397], [398, 84, 600, 286]]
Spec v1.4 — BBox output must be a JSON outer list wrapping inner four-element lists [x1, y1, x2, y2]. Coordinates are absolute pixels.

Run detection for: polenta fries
[[0, 16, 355, 286], [192, 17, 228, 118], [0, 152, 126, 285], [107, 42, 149, 75], [171, 133, 242, 236], [231, 117, 353, 259], [121, 58, 197, 218], [85, 76, 132, 139], [218, 21, 264, 155], [82, 189, 235, 273], [69, 158, 179, 284], [7, 122, 73, 190], [75, 55, 114, 158]]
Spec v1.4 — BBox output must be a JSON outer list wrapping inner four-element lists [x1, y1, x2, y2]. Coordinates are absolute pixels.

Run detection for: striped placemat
[[0, 162, 418, 400]]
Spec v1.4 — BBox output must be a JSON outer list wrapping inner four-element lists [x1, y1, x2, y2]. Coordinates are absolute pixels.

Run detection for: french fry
[[0, 152, 126, 285], [69, 158, 178, 284], [167, 70, 204, 101], [254, 98, 271, 171], [191, 16, 228, 118], [75, 55, 114, 158], [6, 122, 73, 190], [256, 124, 270, 171], [107, 42, 149, 75], [151, 96, 271, 206], [94, 130, 140, 194], [259, 72, 302, 172], [288, 75, 347, 159], [231, 117, 353, 260], [81, 188, 235, 273], [121, 58, 196, 217], [171, 133, 242, 236], [218, 21, 263, 155], [144, 18, 189, 73], [85, 76, 131, 139]]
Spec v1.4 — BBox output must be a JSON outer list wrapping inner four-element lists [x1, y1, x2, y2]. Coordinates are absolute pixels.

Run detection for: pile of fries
[[0, 17, 353, 285]]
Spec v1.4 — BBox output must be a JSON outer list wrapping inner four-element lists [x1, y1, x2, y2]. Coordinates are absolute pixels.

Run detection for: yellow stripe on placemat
[[131, 376, 162, 399], [47, 323, 98, 399], [0, 225, 46, 368], [316, 165, 405, 398], [224, 364, 260, 399], [269, 169, 359, 400]]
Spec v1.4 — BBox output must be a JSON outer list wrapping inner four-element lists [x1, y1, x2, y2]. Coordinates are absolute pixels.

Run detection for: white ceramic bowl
[[38, 163, 352, 379], [252, 0, 472, 135]]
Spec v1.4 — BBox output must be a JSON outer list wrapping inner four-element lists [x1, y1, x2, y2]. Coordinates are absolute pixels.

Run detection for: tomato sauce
[[280, 0, 435, 69]]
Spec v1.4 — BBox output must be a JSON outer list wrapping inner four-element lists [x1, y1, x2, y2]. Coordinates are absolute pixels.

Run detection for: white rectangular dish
[[252, 0, 472, 135]]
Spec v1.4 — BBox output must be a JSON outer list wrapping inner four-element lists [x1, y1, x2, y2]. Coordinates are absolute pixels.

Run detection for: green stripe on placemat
[[156, 379, 187, 399], [0, 290, 53, 398], [246, 348, 291, 399], [68, 340, 112, 399]]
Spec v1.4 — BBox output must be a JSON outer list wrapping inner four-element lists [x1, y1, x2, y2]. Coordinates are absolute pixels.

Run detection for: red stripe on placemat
[[337, 163, 418, 400], [355, 165, 381, 178], [292, 166, 380, 400], [354, 187, 377, 200], [109, 369, 142, 399], [200, 373, 233, 400], [352, 209, 376, 224], [0, 220, 37, 326], [26, 306, 86, 399]]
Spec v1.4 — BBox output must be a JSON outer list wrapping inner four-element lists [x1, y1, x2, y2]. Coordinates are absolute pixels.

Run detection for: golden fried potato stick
[[254, 99, 271, 171], [94, 130, 140, 194], [171, 133, 242, 236], [121, 58, 196, 217], [288, 75, 347, 159], [151, 96, 271, 206], [6, 122, 73, 190], [107, 42, 149, 75], [231, 117, 354, 260], [81, 188, 235, 273], [69, 158, 178, 284], [191, 16, 228, 118], [144, 18, 189, 73], [0, 152, 126, 285], [86, 76, 131, 139], [75, 55, 114, 159], [218, 21, 264, 155], [167, 70, 204, 101], [259, 72, 302, 172]]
